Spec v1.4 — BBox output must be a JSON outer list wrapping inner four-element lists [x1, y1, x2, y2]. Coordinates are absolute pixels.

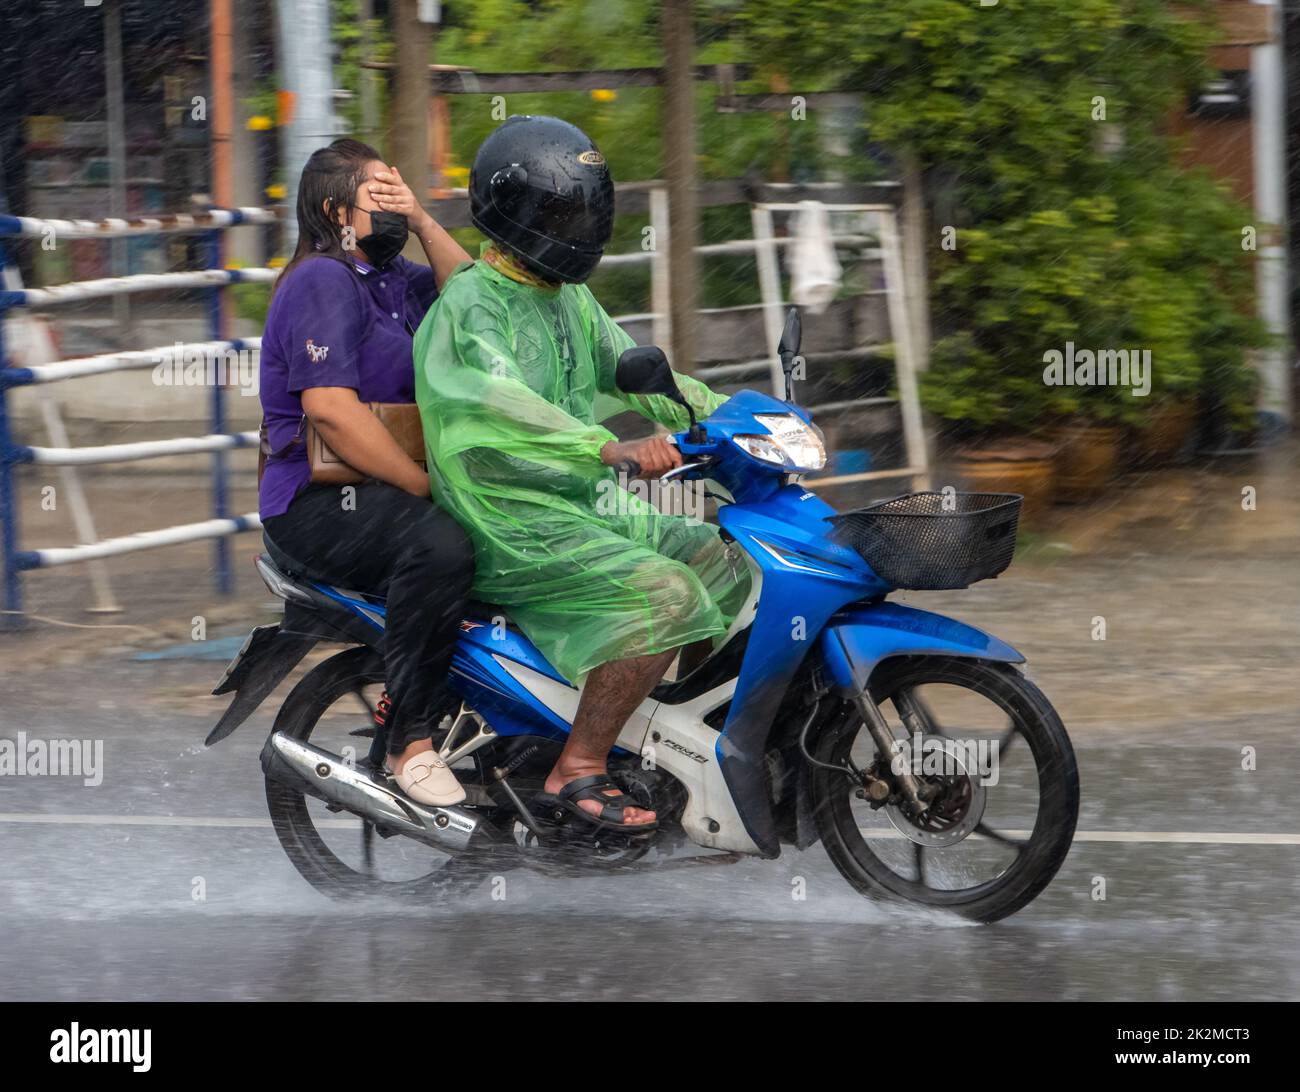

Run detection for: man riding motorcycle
[[413, 115, 750, 831]]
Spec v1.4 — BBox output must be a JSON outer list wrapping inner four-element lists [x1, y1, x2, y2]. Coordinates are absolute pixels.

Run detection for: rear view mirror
[[778, 307, 802, 360], [616, 346, 678, 399], [615, 345, 701, 437], [777, 307, 802, 403]]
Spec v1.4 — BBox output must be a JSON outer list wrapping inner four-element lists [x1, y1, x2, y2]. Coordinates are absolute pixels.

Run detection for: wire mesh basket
[[826, 492, 1022, 590]]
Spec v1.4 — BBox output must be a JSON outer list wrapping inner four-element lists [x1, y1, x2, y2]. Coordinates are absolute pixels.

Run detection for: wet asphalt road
[[2, 655, 1298, 1002]]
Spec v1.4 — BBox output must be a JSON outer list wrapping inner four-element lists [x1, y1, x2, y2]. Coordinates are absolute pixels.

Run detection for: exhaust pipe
[[261, 732, 483, 854]]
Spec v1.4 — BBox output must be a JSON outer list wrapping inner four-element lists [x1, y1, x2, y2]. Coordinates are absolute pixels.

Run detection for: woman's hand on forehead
[[368, 165, 432, 232]]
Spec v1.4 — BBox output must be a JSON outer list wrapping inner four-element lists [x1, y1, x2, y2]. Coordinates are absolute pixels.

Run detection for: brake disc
[[884, 735, 988, 848]]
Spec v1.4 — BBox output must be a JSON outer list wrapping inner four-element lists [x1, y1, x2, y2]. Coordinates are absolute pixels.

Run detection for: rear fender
[[206, 625, 318, 746]]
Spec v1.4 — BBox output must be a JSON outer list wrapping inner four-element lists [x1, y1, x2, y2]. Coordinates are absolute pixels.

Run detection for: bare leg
[[544, 646, 679, 825]]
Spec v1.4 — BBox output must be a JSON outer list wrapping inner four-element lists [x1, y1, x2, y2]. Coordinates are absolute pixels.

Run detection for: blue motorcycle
[[209, 309, 1078, 923]]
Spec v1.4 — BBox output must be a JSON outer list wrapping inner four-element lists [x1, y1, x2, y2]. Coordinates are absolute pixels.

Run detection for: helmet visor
[[495, 185, 614, 252]]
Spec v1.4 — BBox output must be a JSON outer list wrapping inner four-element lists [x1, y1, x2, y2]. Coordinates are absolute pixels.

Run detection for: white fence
[[0, 207, 278, 617]]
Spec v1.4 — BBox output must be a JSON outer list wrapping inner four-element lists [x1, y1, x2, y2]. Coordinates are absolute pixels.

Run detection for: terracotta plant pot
[[952, 439, 1056, 527], [1052, 423, 1121, 503], [1133, 400, 1196, 466]]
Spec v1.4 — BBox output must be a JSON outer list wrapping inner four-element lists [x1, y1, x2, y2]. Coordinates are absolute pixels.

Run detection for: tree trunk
[[660, 0, 699, 373]]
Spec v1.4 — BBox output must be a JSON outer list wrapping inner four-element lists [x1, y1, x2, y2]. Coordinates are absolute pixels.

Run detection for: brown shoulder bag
[[258, 402, 427, 486]]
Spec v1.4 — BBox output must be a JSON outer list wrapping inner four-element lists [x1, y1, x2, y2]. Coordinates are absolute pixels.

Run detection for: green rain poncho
[[413, 258, 750, 684]]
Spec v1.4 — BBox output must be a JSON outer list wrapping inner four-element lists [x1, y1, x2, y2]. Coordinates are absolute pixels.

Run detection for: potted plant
[[1132, 397, 1198, 466], [921, 333, 1058, 525], [1050, 415, 1124, 503]]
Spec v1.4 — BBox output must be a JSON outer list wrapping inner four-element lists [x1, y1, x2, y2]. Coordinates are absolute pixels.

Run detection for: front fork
[[797, 676, 935, 815], [844, 685, 936, 815]]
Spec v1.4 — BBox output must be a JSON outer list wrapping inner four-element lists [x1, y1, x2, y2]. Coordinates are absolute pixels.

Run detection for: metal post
[[211, 0, 235, 214], [207, 230, 232, 596], [899, 151, 932, 374], [877, 208, 930, 488], [1251, 0, 1292, 422], [104, 0, 130, 331], [649, 188, 673, 357], [0, 241, 21, 623], [392, 0, 432, 261], [276, 0, 335, 253], [210, 1, 236, 597], [750, 204, 786, 396]]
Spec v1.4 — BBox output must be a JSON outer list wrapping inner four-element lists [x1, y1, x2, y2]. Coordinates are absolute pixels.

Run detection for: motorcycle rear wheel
[[810, 656, 1079, 923], [264, 646, 499, 901]]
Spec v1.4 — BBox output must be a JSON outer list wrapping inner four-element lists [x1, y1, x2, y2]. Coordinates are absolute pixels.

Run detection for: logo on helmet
[[577, 150, 606, 167]]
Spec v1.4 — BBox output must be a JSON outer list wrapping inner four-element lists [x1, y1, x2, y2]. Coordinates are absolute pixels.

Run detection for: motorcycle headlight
[[732, 433, 787, 466], [735, 413, 826, 472]]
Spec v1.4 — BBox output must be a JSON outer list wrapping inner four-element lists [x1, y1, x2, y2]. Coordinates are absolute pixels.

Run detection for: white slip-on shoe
[[388, 751, 466, 807]]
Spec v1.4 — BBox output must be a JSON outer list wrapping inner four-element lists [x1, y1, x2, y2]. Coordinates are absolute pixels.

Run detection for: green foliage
[[227, 260, 274, 328], [740, 0, 1214, 217], [439, 0, 664, 184], [434, 0, 852, 314], [742, 0, 1263, 433], [923, 176, 1265, 431]]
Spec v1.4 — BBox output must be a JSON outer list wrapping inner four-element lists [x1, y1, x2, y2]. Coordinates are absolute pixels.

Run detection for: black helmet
[[469, 115, 614, 284]]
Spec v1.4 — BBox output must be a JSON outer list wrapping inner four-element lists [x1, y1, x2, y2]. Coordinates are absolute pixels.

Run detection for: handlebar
[[660, 460, 711, 483], [610, 434, 713, 483], [612, 457, 714, 484]]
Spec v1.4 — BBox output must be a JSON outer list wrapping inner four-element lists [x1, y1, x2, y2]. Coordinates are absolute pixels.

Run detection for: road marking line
[[0, 813, 356, 829], [1070, 831, 1300, 845], [858, 828, 1300, 845], [0, 813, 1298, 845]]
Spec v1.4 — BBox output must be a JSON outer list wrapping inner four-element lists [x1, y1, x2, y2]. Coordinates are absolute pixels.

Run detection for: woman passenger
[[258, 139, 471, 807]]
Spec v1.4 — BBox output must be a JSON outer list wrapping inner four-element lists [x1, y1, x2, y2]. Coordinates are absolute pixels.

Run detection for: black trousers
[[262, 482, 475, 755]]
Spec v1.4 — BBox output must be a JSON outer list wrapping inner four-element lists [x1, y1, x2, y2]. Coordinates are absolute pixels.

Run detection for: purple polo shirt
[[258, 253, 438, 518]]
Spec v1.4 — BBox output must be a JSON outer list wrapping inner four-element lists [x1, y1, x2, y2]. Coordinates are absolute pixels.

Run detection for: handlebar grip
[[612, 458, 642, 479]]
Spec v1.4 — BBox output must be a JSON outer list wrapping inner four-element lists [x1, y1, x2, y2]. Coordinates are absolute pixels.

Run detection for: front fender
[[818, 600, 1024, 692]]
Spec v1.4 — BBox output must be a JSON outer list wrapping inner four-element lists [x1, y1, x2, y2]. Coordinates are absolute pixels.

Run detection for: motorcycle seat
[[259, 542, 519, 629], [260, 535, 322, 583]]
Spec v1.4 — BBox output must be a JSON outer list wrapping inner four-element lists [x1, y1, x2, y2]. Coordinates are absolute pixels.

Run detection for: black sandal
[[532, 774, 658, 833]]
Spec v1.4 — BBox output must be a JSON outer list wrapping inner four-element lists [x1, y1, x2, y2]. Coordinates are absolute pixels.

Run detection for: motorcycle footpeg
[[526, 803, 656, 850]]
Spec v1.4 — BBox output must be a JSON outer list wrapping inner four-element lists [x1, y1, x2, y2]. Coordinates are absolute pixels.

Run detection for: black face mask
[[355, 210, 408, 267]]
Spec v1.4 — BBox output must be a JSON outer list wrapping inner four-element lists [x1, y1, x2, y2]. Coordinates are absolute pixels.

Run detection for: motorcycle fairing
[[446, 608, 579, 741], [640, 679, 756, 852], [711, 485, 1025, 859], [713, 485, 884, 858], [307, 576, 579, 739]]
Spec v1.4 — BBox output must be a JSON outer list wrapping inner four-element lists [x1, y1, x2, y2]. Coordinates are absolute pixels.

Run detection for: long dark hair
[[274, 138, 383, 296]]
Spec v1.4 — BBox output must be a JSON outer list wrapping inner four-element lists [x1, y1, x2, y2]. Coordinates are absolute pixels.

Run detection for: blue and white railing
[[0, 207, 280, 619]]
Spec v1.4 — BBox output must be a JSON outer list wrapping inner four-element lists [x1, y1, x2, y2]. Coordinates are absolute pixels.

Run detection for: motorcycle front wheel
[[810, 656, 1079, 923]]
